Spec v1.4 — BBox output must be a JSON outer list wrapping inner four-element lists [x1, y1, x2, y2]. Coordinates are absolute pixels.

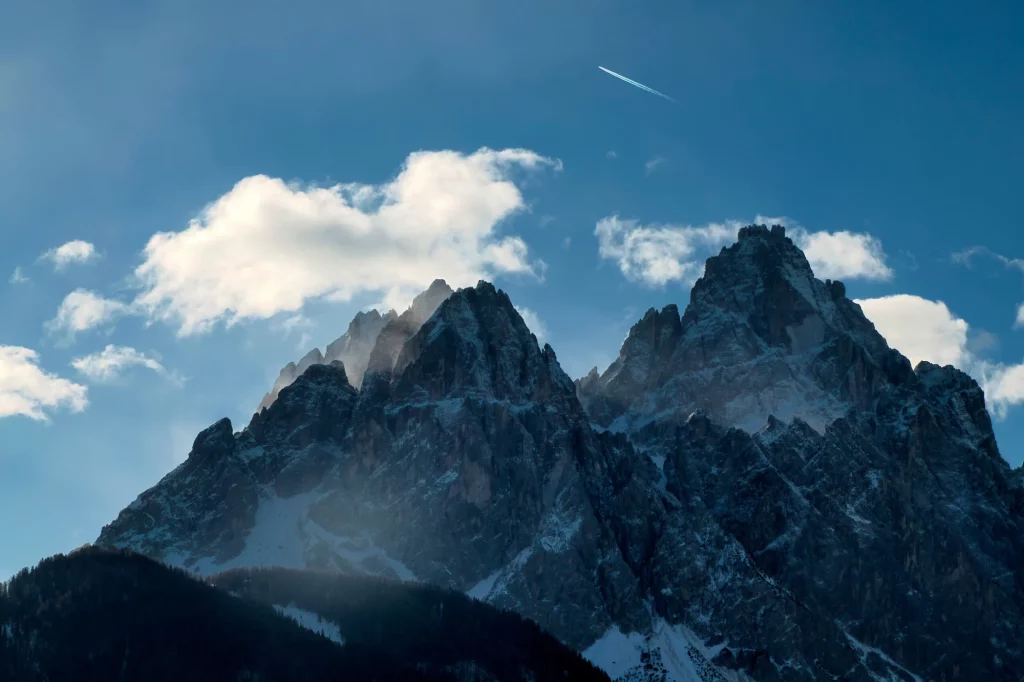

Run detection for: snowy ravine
[[99, 226, 1024, 682]]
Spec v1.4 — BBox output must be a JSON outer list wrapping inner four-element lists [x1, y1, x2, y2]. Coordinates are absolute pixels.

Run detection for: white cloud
[[71, 344, 179, 383], [45, 289, 131, 341], [856, 293, 1024, 419], [952, 245, 1024, 272], [792, 230, 893, 281], [1015, 304, 1024, 329], [644, 156, 666, 175], [595, 216, 739, 287], [9, 267, 28, 284], [40, 240, 98, 270], [132, 147, 558, 336], [597, 215, 893, 288], [975, 362, 1024, 419], [515, 306, 547, 342], [855, 295, 968, 367], [0, 346, 88, 420], [606, 150, 618, 160], [273, 313, 314, 336], [755, 215, 893, 281], [562, 237, 572, 249]]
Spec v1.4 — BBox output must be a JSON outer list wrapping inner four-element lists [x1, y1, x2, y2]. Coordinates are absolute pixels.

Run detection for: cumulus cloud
[[71, 344, 181, 384], [1016, 304, 1024, 329], [855, 295, 968, 367], [40, 240, 99, 270], [975, 362, 1024, 419], [515, 306, 547, 342], [597, 215, 893, 288], [856, 293, 1024, 419], [45, 289, 131, 341], [131, 147, 558, 336], [793, 230, 893, 281], [755, 215, 893, 281], [595, 216, 737, 287], [0, 346, 88, 420], [9, 267, 28, 284]]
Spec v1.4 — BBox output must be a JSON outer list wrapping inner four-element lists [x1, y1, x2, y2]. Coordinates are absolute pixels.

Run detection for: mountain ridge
[[98, 225, 1024, 682]]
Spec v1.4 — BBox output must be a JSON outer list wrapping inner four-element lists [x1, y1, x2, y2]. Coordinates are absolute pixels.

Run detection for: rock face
[[256, 280, 453, 412], [577, 224, 910, 434], [99, 227, 1024, 682], [323, 309, 398, 388], [258, 347, 328, 413]]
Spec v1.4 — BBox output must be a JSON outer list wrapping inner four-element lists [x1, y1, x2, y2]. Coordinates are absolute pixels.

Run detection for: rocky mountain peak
[[259, 281, 454, 412], [410, 278, 455, 322], [363, 280, 455, 379], [687, 223, 838, 342], [247, 360, 358, 454], [579, 224, 912, 433], [193, 417, 234, 453], [180, 417, 236, 477], [257, 348, 328, 413], [323, 308, 398, 388], [390, 281, 574, 406]]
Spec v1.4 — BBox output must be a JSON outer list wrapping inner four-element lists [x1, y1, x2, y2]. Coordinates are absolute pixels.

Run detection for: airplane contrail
[[598, 66, 677, 104]]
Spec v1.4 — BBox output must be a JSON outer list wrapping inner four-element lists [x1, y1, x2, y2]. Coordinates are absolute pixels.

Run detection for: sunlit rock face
[[100, 229, 1024, 682]]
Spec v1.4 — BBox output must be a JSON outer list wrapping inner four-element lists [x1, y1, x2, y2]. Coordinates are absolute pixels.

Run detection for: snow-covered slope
[[99, 227, 1024, 682]]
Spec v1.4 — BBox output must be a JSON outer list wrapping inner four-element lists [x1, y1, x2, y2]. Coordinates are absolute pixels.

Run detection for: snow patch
[[191, 489, 328, 575], [302, 523, 418, 581], [583, 626, 646, 679], [467, 570, 501, 601], [583, 620, 734, 682], [274, 603, 344, 645], [841, 625, 923, 682], [161, 488, 417, 582], [433, 469, 460, 489], [487, 546, 534, 600]]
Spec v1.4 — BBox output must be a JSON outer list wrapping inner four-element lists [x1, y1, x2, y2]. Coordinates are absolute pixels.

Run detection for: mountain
[[575, 224, 908, 433], [98, 225, 1024, 682], [256, 279, 453, 412], [0, 547, 606, 682]]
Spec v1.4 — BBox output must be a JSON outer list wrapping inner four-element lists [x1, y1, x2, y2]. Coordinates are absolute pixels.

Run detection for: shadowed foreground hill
[[213, 566, 609, 682], [0, 547, 607, 682]]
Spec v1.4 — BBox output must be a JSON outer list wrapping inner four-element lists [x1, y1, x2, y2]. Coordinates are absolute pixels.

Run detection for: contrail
[[598, 66, 677, 104]]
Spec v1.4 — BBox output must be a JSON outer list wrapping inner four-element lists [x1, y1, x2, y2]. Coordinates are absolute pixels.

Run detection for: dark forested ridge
[[0, 547, 607, 682], [212, 566, 608, 682]]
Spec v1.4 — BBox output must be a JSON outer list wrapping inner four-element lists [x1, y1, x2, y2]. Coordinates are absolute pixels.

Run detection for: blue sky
[[2, 0, 1023, 579]]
